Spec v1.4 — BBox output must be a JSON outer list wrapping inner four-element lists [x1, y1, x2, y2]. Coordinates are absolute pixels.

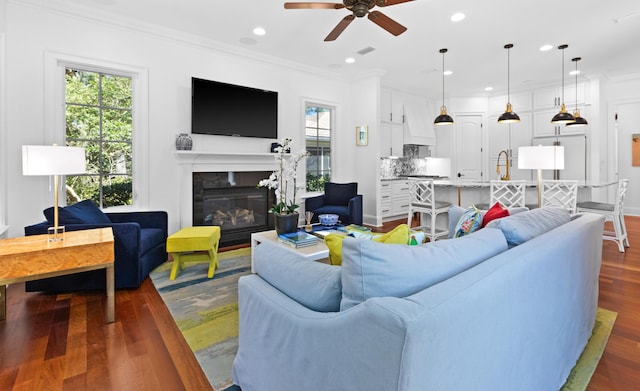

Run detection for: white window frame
[[45, 52, 149, 210]]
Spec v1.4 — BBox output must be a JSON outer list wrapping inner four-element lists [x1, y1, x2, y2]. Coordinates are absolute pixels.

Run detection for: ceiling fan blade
[[376, 0, 414, 7], [284, 2, 345, 9], [324, 15, 355, 41], [367, 11, 407, 36]]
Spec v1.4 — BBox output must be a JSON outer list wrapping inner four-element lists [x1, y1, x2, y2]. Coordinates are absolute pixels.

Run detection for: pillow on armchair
[[43, 199, 111, 225]]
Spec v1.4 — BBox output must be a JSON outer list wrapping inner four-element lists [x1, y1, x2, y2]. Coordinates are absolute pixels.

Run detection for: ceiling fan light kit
[[551, 44, 576, 124], [284, 1, 413, 41], [498, 43, 521, 124], [566, 56, 588, 127], [434, 48, 454, 126]]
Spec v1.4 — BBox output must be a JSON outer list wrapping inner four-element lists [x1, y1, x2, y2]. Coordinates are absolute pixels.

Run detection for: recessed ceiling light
[[253, 27, 266, 36], [451, 13, 465, 22], [345, 57, 355, 64], [540, 44, 553, 52], [443, 70, 453, 76], [485, 86, 494, 91]]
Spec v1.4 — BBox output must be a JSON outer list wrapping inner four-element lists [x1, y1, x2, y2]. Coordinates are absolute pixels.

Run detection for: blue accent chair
[[24, 200, 168, 292], [305, 182, 363, 226]]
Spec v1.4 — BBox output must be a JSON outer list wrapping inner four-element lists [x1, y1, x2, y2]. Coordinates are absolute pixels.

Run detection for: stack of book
[[278, 231, 319, 248]]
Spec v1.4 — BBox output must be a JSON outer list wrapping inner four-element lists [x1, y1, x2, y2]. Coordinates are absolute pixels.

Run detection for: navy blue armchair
[[305, 182, 363, 226], [24, 200, 168, 292]]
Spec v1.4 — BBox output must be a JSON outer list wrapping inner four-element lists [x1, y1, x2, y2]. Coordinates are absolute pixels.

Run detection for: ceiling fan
[[284, 0, 414, 41]]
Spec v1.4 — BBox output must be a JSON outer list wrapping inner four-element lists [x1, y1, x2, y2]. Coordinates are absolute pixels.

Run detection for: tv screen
[[191, 77, 278, 139]]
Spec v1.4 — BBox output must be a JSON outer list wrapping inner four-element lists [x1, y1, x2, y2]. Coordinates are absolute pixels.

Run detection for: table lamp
[[22, 145, 86, 241], [518, 145, 564, 207]]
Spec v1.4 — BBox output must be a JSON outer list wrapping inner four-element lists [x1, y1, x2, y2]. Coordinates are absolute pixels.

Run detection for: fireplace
[[193, 171, 275, 247]]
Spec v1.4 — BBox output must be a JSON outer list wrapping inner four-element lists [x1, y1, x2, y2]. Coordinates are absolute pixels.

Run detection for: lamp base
[[47, 225, 65, 242]]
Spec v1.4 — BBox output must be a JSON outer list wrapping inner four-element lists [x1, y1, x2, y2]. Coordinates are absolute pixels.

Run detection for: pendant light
[[434, 48, 454, 126], [498, 43, 520, 123], [551, 44, 575, 124], [566, 57, 588, 127]]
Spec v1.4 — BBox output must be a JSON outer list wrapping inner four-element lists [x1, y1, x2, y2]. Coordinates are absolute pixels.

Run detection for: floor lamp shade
[[22, 145, 86, 241]]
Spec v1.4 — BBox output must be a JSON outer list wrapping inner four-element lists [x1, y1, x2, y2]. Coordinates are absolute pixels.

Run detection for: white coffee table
[[250, 230, 330, 273]]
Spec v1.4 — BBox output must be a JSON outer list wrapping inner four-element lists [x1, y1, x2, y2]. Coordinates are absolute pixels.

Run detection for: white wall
[[2, 1, 359, 237]]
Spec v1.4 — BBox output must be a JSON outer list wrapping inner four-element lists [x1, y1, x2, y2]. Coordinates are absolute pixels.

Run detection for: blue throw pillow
[[485, 206, 570, 247], [453, 206, 483, 238], [43, 199, 111, 225]]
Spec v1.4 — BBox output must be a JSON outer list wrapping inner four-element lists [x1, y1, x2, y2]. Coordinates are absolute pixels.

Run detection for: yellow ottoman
[[167, 226, 220, 280]]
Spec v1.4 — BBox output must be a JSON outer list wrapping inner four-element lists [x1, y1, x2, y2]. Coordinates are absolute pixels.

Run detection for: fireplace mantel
[[175, 151, 281, 228]]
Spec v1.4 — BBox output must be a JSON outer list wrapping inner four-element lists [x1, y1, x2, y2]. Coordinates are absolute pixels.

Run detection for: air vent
[[357, 47, 376, 56]]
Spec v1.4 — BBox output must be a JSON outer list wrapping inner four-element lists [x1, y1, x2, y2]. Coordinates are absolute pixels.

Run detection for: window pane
[[65, 69, 99, 105], [103, 109, 132, 141], [66, 105, 100, 140], [102, 74, 132, 108], [103, 141, 132, 175]]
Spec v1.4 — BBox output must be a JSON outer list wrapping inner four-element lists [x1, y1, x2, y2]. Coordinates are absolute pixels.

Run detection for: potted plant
[[258, 138, 309, 234]]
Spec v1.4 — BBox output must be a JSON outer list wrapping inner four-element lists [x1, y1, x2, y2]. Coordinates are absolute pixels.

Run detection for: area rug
[[149, 247, 251, 391], [560, 307, 617, 390], [150, 249, 616, 391]]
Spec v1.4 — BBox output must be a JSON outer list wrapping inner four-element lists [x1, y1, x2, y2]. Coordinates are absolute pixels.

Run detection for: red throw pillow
[[482, 202, 510, 227]]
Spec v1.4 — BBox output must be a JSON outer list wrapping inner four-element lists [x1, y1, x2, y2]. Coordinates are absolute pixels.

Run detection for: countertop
[[380, 177, 618, 188]]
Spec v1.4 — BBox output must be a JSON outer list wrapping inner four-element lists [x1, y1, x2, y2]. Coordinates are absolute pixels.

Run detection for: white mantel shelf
[[173, 151, 279, 163]]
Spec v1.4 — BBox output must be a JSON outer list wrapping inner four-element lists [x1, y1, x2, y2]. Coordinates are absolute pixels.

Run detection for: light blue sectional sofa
[[232, 208, 605, 391]]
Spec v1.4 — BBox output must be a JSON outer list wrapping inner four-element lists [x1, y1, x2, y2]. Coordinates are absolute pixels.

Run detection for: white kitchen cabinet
[[533, 107, 587, 137], [403, 98, 435, 145], [380, 181, 392, 217], [533, 82, 587, 110], [381, 89, 405, 124], [488, 91, 532, 115], [380, 123, 404, 157], [380, 179, 410, 219]]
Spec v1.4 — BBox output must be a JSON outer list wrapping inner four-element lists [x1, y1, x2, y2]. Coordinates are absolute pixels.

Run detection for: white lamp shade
[[22, 145, 87, 176], [518, 145, 564, 170]]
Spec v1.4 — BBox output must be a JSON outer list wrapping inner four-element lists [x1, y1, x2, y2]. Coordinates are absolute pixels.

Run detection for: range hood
[[403, 101, 436, 145]]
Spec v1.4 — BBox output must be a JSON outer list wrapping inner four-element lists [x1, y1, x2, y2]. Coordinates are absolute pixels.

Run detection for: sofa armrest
[[233, 275, 422, 391], [107, 211, 168, 237], [348, 194, 363, 225], [304, 194, 325, 213]]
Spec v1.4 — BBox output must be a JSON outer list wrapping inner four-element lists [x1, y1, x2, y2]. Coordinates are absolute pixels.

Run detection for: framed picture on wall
[[356, 125, 368, 146]]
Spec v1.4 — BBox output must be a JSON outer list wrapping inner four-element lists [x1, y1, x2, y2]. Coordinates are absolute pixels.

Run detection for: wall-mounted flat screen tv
[[191, 77, 278, 139]]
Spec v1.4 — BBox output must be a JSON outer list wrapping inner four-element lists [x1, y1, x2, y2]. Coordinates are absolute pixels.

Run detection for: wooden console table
[[0, 227, 115, 323]]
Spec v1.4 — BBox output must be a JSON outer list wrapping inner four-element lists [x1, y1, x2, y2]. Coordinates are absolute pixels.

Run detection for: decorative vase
[[175, 133, 193, 150], [274, 213, 299, 235]]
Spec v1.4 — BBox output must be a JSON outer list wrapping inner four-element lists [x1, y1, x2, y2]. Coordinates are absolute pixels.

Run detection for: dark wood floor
[[0, 217, 639, 390]]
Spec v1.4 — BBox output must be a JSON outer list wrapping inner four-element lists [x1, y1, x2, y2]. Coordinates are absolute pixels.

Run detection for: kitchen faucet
[[496, 150, 510, 180]]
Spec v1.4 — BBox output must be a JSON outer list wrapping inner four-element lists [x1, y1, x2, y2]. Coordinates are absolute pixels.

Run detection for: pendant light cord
[[507, 46, 511, 103], [441, 50, 445, 107]]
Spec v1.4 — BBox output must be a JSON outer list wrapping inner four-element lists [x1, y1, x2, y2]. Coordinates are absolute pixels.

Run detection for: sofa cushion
[[485, 206, 571, 247], [43, 199, 111, 225], [453, 206, 483, 238], [324, 224, 410, 266], [340, 227, 509, 310], [253, 240, 342, 312], [448, 205, 529, 238], [324, 182, 357, 206], [482, 202, 510, 227]]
